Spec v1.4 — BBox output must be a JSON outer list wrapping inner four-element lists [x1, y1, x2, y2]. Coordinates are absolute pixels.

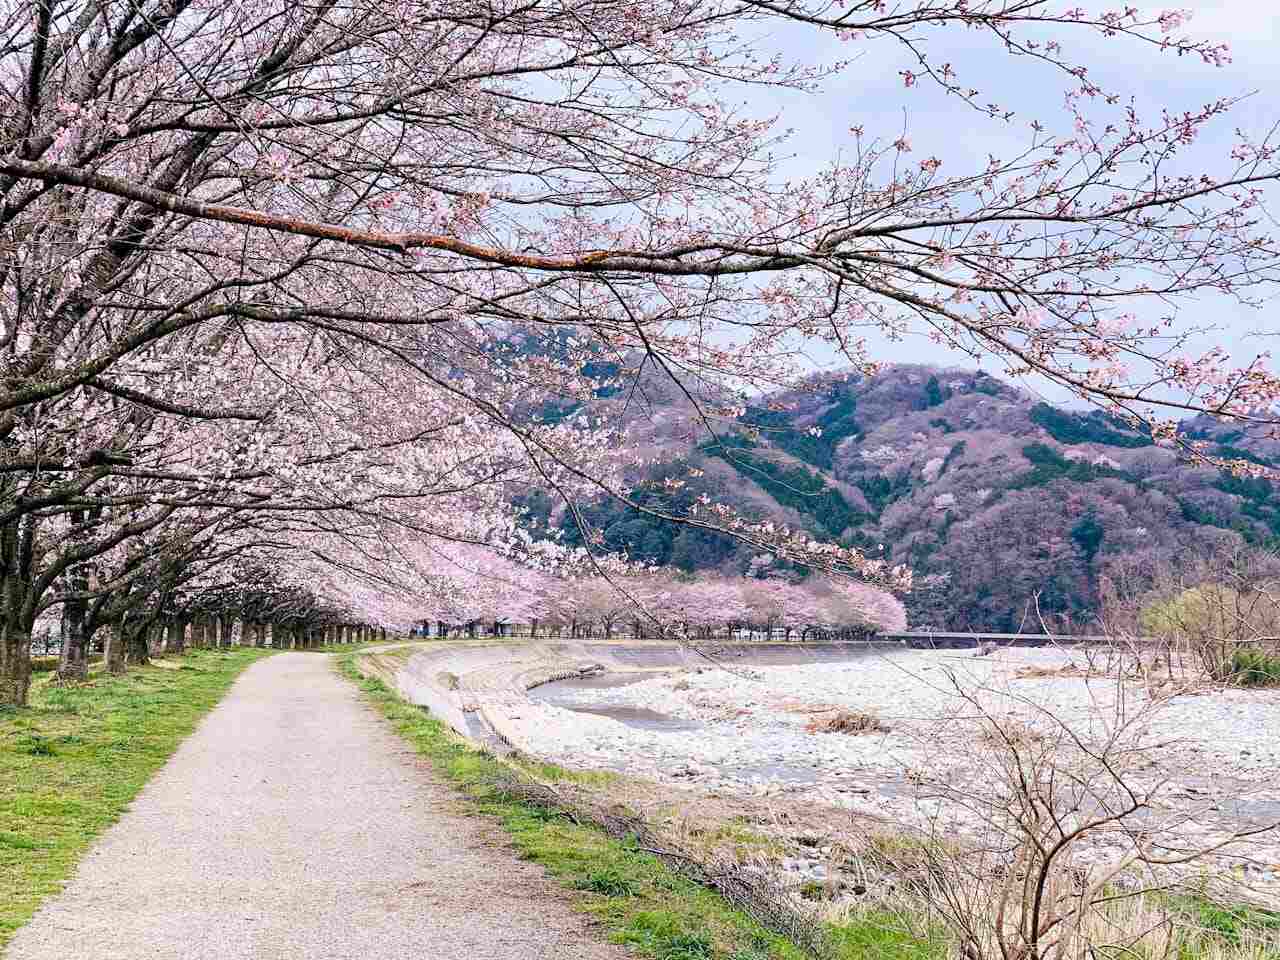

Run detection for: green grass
[[339, 655, 944, 960], [0, 648, 272, 948], [1173, 894, 1280, 948], [309, 638, 400, 654], [308, 636, 444, 654]]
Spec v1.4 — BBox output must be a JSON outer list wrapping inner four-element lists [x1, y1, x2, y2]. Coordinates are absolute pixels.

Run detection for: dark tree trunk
[[59, 601, 88, 680], [0, 516, 37, 705], [57, 509, 90, 680], [125, 616, 152, 665], [166, 619, 187, 654], [104, 621, 127, 674]]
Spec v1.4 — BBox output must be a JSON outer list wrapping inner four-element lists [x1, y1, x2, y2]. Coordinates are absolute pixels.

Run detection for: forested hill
[[519, 364, 1280, 632]]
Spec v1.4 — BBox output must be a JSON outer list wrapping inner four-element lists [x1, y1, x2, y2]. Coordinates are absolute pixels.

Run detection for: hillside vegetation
[[525, 365, 1280, 631]]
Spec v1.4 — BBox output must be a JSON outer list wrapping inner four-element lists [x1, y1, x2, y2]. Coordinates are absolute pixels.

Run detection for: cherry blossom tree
[[809, 577, 909, 634], [3, 0, 1279, 702]]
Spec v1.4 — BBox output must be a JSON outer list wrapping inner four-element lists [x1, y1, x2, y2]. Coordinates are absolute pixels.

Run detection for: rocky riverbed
[[521, 646, 1280, 897], [390, 640, 1280, 902]]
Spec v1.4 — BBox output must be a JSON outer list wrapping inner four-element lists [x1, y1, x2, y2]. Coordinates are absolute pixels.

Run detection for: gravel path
[[4, 653, 627, 960]]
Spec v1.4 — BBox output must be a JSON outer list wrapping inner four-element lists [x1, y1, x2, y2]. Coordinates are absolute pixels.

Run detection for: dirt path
[[4, 653, 627, 960]]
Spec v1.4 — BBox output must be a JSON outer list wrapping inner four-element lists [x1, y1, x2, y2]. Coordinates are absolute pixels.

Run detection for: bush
[[1231, 648, 1280, 687]]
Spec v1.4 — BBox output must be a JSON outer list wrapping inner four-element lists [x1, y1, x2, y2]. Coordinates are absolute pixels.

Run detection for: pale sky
[[745, 3, 1280, 408]]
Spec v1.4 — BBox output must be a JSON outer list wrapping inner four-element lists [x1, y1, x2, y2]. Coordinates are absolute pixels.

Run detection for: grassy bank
[[340, 655, 939, 960], [309, 636, 433, 654], [0, 649, 272, 948]]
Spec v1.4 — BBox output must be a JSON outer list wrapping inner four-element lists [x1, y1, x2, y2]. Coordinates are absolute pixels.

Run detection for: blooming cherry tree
[[2, 0, 1278, 702]]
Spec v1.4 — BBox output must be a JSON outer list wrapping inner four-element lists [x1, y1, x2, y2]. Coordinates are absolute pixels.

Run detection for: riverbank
[[366, 640, 1280, 958], [342, 655, 932, 960], [386, 640, 1280, 905]]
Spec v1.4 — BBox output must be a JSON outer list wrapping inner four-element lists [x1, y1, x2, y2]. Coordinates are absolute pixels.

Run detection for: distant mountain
[[521, 363, 1280, 632]]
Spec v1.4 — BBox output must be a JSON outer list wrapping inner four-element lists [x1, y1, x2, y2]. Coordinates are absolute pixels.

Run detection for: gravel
[[531, 647, 1280, 782], [515, 646, 1280, 895], [4, 653, 628, 960]]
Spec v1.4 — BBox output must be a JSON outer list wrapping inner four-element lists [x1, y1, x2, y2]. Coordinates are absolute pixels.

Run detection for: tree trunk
[[0, 616, 32, 705], [56, 509, 90, 681], [59, 587, 89, 682], [125, 617, 152, 666], [0, 517, 37, 706], [104, 621, 128, 674], [167, 620, 187, 654]]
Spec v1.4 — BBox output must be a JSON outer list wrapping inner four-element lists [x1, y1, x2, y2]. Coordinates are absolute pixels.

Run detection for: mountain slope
[[526, 363, 1280, 631]]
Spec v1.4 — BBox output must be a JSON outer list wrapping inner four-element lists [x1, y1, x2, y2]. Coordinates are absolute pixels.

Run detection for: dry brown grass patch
[[805, 710, 891, 735], [776, 699, 846, 715], [1012, 663, 1087, 680], [979, 718, 1044, 747]]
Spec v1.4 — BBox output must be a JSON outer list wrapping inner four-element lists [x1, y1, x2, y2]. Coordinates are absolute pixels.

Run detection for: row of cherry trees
[[416, 565, 909, 641], [2, 0, 1278, 704]]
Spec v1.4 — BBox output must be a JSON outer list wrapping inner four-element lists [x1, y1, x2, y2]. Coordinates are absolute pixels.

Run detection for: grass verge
[[0, 648, 272, 948], [309, 636, 426, 654], [339, 654, 943, 960]]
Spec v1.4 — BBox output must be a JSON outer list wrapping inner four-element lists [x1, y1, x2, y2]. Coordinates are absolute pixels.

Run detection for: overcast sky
[[743, 2, 1280, 407]]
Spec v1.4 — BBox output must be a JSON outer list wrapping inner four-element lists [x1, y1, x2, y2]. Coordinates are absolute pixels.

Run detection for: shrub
[[1231, 648, 1280, 687]]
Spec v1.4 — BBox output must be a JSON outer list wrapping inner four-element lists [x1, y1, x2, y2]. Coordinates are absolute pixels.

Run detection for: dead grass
[[355, 651, 406, 686], [806, 710, 891, 735], [1012, 663, 1087, 680], [777, 699, 846, 715], [978, 718, 1044, 747]]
